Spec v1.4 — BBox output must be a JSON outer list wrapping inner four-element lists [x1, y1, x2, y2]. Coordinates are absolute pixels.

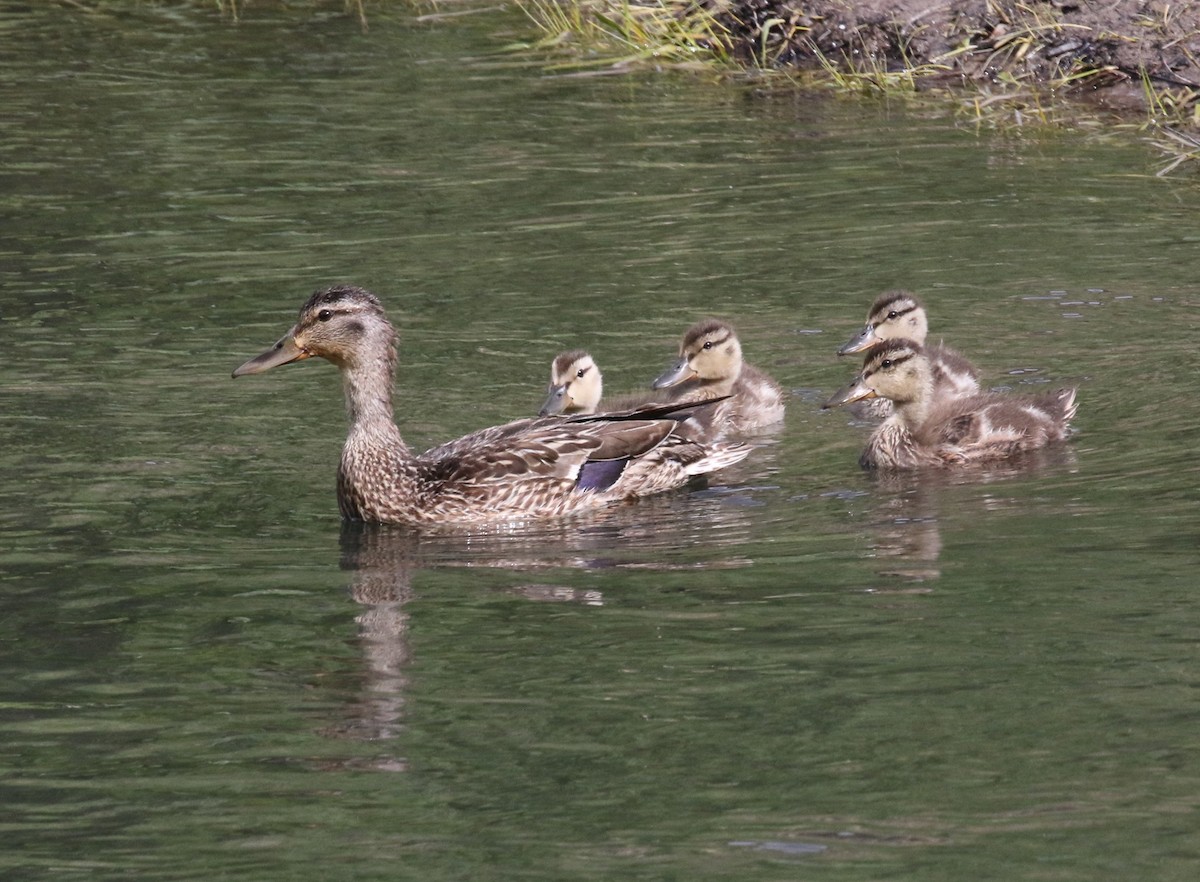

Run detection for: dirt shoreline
[[706, 1, 1199, 118]]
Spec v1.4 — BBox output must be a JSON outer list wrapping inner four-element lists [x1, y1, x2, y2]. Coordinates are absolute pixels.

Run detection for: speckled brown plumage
[[233, 286, 749, 525], [825, 339, 1077, 470]]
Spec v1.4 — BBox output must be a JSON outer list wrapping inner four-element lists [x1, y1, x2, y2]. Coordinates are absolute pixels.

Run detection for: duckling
[[540, 350, 602, 415], [824, 338, 1076, 470], [539, 350, 660, 417], [837, 290, 980, 417], [651, 319, 785, 435], [233, 286, 750, 526]]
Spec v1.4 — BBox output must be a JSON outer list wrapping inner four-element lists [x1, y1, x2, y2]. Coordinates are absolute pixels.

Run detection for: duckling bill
[[233, 286, 749, 525]]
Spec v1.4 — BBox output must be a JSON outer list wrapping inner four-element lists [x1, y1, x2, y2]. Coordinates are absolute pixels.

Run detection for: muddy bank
[[705, 0, 1199, 116]]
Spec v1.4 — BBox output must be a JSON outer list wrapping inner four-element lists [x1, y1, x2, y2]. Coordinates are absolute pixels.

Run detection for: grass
[[804, 37, 955, 96], [508, 0, 1200, 174], [510, 0, 733, 71], [1143, 68, 1200, 175], [216, 0, 367, 24]]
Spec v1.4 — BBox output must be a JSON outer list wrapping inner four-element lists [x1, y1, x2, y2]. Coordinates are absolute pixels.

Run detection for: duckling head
[[652, 319, 743, 392], [540, 350, 602, 415], [824, 338, 930, 409], [837, 290, 929, 355], [233, 285, 396, 377]]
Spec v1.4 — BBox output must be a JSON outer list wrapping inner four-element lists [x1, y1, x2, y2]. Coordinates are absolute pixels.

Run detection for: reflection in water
[[863, 481, 944, 585], [329, 483, 763, 750], [331, 523, 417, 753], [859, 445, 1081, 586]]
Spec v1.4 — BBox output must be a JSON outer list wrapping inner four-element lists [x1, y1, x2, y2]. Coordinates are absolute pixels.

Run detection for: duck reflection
[[859, 476, 944, 585], [855, 444, 1080, 587], [329, 485, 763, 749]]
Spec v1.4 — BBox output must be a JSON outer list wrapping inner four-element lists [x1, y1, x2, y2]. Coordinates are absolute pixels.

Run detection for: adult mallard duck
[[233, 286, 750, 525], [837, 290, 979, 417], [651, 319, 785, 436], [539, 350, 660, 417], [824, 338, 1077, 470]]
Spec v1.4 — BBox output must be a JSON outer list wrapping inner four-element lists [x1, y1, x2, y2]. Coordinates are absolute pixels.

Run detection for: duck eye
[[886, 311, 898, 320], [576, 368, 586, 378], [702, 341, 713, 350], [317, 309, 333, 322], [881, 359, 892, 368]]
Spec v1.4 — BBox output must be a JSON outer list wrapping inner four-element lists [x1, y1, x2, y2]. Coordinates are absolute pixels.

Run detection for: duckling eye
[[880, 359, 893, 368], [702, 341, 713, 350], [576, 368, 586, 378], [317, 309, 334, 322], [886, 311, 899, 320]]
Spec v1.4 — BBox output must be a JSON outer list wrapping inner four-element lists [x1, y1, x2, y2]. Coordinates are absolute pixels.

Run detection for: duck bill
[[232, 331, 311, 378], [539, 383, 570, 416], [823, 376, 877, 409], [652, 358, 695, 390], [836, 325, 877, 356]]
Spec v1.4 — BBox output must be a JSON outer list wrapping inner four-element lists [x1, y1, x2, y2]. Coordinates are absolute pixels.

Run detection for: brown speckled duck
[[539, 350, 660, 417], [233, 286, 750, 525], [824, 338, 1077, 470], [651, 319, 785, 436], [838, 290, 979, 418]]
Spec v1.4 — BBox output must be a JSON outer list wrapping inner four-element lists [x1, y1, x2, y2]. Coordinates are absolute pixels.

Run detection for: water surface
[[1, 4, 1198, 881]]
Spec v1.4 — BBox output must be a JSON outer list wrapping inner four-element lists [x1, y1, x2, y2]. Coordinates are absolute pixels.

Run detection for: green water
[[2, 4, 1198, 880]]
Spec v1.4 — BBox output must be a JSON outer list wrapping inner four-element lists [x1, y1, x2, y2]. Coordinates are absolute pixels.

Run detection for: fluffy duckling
[[233, 286, 750, 525], [824, 339, 1076, 470], [838, 290, 980, 416], [539, 350, 660, 417], [651, 319, 785, 435]]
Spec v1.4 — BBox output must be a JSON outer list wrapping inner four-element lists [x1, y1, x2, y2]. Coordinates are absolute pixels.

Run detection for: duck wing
[[418, 408, 708, 492], [924, 388, 1077, 462]]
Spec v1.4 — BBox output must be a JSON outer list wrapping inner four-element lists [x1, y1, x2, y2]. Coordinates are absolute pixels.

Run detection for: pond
[[1, 4, 1198, 881]]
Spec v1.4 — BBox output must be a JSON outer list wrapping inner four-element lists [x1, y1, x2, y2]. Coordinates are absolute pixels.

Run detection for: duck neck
[[890, 365, 935, 431], [682, 366, 738, 399], [339, 341, 410, 457], [705, 374, 737, 397]]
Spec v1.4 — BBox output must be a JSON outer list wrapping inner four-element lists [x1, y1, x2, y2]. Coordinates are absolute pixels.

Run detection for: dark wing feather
[[576, 457, 631, 491], [572, 396, 731, 424], [415, 408, 702, 491], [574, 419, 674, 462]]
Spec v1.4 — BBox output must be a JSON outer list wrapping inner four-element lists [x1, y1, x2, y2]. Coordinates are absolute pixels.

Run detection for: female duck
[[539, 350, 661, 416], [824, 338, 1076, 470], [651, 319, 785, 435], [233, 286, 749, 525], [838, 290, 979, 415]]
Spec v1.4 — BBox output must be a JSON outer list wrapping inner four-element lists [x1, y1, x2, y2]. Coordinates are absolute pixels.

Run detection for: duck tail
[[1056, 387, 1079, 424], [686, 441, 750, 477]]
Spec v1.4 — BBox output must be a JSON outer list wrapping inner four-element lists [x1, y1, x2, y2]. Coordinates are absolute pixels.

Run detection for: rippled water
[[2, 4, 1198, 881]]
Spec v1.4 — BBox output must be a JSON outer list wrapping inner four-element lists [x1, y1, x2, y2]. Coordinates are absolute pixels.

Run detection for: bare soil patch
[[706, 1, 1199, 114]]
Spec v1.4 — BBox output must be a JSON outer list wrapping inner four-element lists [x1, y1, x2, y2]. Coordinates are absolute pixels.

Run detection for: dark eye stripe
[[870, 351, 914, 375], [877, 304, 916, 323]]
